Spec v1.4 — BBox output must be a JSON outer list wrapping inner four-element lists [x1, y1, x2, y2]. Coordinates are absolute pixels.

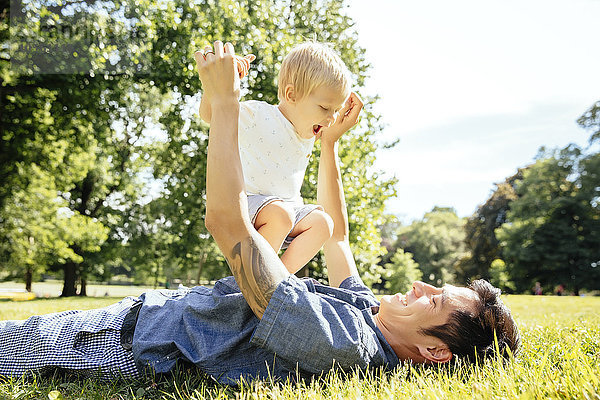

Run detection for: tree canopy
[[497, 144, 600, 295], [394, 207, 467, 286], [1, 0, 397, 293]]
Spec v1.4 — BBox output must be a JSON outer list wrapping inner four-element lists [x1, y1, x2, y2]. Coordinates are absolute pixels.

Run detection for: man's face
[[287, 85, 348, 139], [378, 281, 479, 345]]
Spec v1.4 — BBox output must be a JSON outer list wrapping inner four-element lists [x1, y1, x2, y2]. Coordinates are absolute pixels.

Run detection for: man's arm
[[196, 41, 289, 318], [198, 53, 254, 124], [317, 93, 363, 287], [199, 92, 212, 123]]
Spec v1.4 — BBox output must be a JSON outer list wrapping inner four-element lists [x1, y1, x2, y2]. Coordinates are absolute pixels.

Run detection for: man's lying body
[[0, 274, 391, 383], [0, 41, 520, 385], [0, 274, 517, 384]]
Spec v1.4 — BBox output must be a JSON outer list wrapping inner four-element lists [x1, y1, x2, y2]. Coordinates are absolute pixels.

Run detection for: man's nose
[[412, 281, 440, 297]]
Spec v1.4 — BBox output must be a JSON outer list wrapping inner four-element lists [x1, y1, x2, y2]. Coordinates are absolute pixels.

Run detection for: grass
[[1, 293, 599, 399], [0, 280, 158, 299]]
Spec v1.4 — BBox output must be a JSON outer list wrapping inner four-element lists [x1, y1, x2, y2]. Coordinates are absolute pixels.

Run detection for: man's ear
[[417, 344, 452, 363], [283, 84, 297, 103]]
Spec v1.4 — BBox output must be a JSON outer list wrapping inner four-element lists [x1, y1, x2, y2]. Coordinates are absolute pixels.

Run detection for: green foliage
[[457, 171, 522, 283], [1, 0, 396, 290], [489, 258, 515, 292], [0, 166, 108, 284], [137, 0, 395, 285], [395, 207, 468, 285], [383, 248, 422, 293], [1, 0, 173, 294], [577, 100, 600, 145], [497, 145, 600, 294]]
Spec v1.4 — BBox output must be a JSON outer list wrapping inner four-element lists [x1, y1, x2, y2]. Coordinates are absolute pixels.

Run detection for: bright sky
[[346, 0, 600, 222]]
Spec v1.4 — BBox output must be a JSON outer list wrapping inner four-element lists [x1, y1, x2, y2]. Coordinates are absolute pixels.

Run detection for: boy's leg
[[254, 201, 296, 253], [280, 209, 334, 274]]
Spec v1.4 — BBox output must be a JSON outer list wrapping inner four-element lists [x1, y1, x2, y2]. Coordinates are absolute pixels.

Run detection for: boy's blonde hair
[[277, 42, 351, 101]]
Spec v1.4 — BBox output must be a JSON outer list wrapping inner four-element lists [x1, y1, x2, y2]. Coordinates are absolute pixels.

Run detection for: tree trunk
[[25, 266, 32, 292], [154, 261, 160, 289], [26, 236, 34, 292], [79, 277, 87, 296], [295, 264, 310, 278], [196, 253, 207, 285], [61, 261, 78, 297]]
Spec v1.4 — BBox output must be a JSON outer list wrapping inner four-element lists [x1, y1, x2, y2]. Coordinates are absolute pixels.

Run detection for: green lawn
[[0, 280, 158, 299], [1, 293, 599, 399]]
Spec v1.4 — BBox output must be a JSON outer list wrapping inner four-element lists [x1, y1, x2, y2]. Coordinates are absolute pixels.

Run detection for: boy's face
[[284, 85, 349, 140]]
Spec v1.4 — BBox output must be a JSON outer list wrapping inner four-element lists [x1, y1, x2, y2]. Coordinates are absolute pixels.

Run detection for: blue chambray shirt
[[132, 274, 400, 384]]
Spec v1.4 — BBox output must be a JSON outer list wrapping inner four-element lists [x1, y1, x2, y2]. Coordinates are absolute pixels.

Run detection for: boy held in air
[[198, 42, 352, 274]]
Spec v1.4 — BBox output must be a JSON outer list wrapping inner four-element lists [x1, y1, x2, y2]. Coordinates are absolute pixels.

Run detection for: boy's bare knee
[[312, 210, 334, 239], [256, 202, 295, 232]]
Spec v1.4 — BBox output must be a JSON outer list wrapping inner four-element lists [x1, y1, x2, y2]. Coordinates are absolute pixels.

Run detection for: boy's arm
[[195, 42, 289, 319], [317, 92, 363, 288]]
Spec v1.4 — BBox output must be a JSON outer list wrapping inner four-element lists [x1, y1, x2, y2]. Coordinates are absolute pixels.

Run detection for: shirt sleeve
[[250, 275, 381, 374], [338, 275, 379, 306]]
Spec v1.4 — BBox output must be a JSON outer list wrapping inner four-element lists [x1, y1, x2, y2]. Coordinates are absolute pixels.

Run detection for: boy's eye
[[320, 105, 328, 111]]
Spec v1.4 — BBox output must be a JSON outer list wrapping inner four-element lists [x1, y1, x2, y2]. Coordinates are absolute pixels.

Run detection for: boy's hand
[[320, 92, 363, 144], [194, 41, 240, 105], [235, 54, 256, 79]]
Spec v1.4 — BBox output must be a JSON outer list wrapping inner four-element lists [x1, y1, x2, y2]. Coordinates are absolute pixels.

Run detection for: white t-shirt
[[238, 100, 315, 203]]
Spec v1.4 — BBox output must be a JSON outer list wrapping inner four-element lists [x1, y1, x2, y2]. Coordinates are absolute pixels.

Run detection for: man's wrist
[[210, 98, 240, 111]]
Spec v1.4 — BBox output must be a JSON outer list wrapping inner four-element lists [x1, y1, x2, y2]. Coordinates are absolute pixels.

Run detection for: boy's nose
[[325, 112, 338, 127]]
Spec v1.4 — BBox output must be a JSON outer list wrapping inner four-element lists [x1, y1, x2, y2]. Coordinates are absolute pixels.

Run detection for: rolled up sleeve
[[250, 275, 380, 374]]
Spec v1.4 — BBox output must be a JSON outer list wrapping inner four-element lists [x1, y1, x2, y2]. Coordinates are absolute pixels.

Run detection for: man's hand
[[320, 92, 364, 144], [194, 41, 240, 106], [195, 44, 255, 122]]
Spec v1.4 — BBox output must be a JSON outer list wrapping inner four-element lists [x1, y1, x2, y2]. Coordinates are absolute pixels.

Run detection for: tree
[[456, 170, 522, 283], [2, 0, 170, 295], [577, 100, 600, 145], [488, 259, 515, 292], [2, 0, 397, 292], [0, 165, 108, 291], [497, 144, 600, 294], [383, 248, 422, 294], [136, 0, 397, 285], [395, 207, 467, 286]]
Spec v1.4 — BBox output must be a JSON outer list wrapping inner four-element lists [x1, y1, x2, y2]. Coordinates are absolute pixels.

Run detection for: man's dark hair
[[420, 279, 520, 363]]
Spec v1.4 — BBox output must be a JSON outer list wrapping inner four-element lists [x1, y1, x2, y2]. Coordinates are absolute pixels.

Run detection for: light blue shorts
[[247, 194, 321, 248]]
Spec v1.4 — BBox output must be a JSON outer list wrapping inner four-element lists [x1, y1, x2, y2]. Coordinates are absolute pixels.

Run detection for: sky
[[345, 0, 600, 222]]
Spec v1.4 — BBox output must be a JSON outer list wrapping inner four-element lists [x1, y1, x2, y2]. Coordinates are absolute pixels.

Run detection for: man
[[0, 41, 519, 385]]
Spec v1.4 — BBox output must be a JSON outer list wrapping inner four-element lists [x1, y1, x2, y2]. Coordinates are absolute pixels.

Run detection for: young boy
[[197, 42, 352, 274]]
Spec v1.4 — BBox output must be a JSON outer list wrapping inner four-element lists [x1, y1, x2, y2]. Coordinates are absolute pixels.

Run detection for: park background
[[1, 1, 600, 399], [1, 0, 599, 298]]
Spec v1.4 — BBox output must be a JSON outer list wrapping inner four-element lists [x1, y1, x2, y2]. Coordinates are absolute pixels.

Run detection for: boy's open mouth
[[312, 124, 322, 136]]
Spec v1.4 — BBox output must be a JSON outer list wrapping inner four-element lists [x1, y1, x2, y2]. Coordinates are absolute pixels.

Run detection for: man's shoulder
[[300, 276, 379, 307]]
